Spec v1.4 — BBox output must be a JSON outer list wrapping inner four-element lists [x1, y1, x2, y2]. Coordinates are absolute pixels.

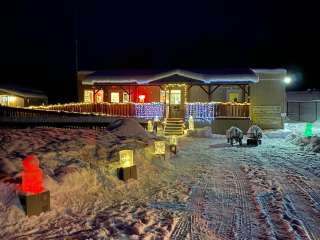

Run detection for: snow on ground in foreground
[[0, 122, 320, 239]]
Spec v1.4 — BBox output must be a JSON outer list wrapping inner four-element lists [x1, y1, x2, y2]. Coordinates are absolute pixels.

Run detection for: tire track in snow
[[241, 140, 320, 240]]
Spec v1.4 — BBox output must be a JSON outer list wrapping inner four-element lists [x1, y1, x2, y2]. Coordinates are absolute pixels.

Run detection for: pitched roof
[[81, 68, 260, 85], [0, 85, 47, 98]]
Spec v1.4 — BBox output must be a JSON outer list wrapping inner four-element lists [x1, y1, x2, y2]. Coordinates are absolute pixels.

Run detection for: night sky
[[1, 1, 319, 103]]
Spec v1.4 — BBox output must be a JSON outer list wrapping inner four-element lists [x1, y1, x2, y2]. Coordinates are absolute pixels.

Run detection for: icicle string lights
[[185, 102, 216, 122], [135, 102, 165, 120]]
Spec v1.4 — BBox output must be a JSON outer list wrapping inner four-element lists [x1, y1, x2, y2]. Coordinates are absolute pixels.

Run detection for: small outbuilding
[[0, 85, 48, 107]]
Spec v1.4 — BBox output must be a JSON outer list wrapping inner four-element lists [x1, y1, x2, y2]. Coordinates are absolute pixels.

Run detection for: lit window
[[84, 90, 93, 103], [95, 90, 104, 103], [170, 90, 181, 104], [111, 92, 120, 103], [123, 92, 129, 103], [0, 95, 9, 106], [160, 90, 166, 103], [229, 93, 239, 102]]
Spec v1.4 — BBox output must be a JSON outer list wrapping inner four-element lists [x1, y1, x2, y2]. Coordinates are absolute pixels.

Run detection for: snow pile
[[287, 134, 320, 152], [0, 122, 189, 239], [0, 119, 156, 178], [107, 118, 154, 140]]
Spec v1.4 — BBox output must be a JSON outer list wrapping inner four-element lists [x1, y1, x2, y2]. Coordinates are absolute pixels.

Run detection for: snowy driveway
[[169, 135, 320, 239]]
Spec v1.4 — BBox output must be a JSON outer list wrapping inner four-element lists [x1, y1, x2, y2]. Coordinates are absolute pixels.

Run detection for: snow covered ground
[[0, 121, 320, 239]]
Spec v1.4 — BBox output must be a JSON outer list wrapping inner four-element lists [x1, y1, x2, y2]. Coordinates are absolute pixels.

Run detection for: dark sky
[[0, 1, 319, 103]]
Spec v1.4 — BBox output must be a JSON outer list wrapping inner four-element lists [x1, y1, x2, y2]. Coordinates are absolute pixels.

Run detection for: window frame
[[110, 92, 120, 103]]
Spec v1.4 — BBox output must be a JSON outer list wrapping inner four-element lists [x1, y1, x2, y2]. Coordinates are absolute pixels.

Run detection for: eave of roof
[[0, 88, 47, 99], [82, 69, 258, 85]]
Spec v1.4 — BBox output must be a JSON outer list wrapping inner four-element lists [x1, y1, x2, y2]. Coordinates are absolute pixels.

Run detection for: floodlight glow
[[284, 77, 291, 84]]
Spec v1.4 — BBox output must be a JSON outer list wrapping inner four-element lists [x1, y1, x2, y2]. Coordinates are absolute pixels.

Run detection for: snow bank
[[0, 121, 186, 239], [286, 134, 320, 153], [107, 118, 153, 140]]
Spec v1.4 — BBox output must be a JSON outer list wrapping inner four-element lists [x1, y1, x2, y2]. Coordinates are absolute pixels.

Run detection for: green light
[[304, 123, 313, 137]]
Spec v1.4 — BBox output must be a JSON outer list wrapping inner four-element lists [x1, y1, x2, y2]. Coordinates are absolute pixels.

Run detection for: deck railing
[[37, 102, 136, 117], [1, 102, 250, 126], [0, 105, 113, 123], [214, 102, 250, 118], [30, 102, 250, 119]]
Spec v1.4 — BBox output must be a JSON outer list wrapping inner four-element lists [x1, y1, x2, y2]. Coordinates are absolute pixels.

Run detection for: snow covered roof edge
[[0, 87, 48, 99], [82, 68, 260, 85]]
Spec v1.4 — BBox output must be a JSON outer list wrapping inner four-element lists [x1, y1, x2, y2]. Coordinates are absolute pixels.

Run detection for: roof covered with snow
[[80, 69, 265, 85], [0, 85, 48, 99]]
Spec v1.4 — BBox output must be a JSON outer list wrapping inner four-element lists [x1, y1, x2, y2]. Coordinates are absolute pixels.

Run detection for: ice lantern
[[147, 120, 154, 132], [170, 135, 177, 146], [21, 155, 44, 194], [304, 122, 313, 137], [117, 150, 137, 181], [19, 155, 50, 216], [119, 150, 134, 168], [154, 141, 166, 155], [188, 115, 194, 130]]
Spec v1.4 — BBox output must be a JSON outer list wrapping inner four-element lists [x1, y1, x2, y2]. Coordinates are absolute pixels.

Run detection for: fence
[[287, 101, 320, 122], [0, 105, 117, 129]]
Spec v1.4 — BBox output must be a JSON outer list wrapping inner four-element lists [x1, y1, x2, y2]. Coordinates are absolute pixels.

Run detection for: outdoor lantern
[[304, 123, 313, 137], [119, 150, 134, 168], [154, 141, 166, 155], [18, 155, 50, 216], [118, 150, 137, 181], [170, 135, 178, 146], [147, 120, 154, 132], [169, 136, 178, 154], [188, 115, 194, 130], [169, 144, 177, 154]]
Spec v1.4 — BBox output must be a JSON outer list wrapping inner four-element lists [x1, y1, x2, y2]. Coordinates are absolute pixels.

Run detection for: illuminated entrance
[[164, 84, 186, 118]]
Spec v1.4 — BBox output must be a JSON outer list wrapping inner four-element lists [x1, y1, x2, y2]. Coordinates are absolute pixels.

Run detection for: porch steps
[[164, 118, 184, 136]]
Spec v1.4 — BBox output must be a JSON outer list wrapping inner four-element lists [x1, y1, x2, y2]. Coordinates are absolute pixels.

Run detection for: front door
[[168, 87, 185, 118]]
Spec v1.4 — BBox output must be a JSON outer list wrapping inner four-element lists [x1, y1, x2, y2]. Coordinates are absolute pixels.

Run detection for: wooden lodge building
[[0, 85, 48, 108], [77, 69, 287, 134]]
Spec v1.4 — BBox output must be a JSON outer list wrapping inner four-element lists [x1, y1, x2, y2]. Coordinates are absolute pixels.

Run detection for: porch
[[36, 101, 250, 120]]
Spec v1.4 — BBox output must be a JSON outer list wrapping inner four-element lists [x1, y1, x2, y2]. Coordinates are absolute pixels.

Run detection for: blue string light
[[185, 102, 215, 122], [135, 103, 165, 119]]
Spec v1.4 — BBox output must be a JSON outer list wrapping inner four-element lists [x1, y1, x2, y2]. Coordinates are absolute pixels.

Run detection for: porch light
[[284, 77, 291, 84], [119, 150, 134, 168], [147, 120, 154, 132], [154, 141, 166, 155], [188, 115, 194, 130], [138, 94, 145, 103]]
